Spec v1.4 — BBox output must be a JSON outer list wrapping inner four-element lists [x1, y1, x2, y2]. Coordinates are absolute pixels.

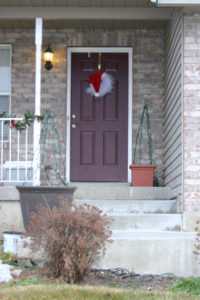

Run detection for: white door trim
[[66, 47, 133, 183]]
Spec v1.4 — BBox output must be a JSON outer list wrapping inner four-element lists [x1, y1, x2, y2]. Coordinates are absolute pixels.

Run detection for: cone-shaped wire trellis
[[26, 111, 67, 186], [39, 111, 67, 186], [133, 104, 153, 165]]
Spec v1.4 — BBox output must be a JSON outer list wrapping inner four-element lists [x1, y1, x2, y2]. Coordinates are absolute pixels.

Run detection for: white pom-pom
[[99, 73, 114, 97], [86, 84, 96, 96]]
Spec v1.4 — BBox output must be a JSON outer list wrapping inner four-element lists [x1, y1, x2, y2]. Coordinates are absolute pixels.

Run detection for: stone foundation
[[0, 187, 24, 237]]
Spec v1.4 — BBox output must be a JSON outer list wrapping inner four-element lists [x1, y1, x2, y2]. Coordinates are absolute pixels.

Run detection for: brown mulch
[[17, 267, 179, 292], [84, 269, 179, 291]]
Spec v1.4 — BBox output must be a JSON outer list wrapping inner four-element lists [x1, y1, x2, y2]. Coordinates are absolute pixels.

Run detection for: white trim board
[[66, 47, 133, 183], [0, 44, 12, 114], [33, 18, 42, 186], [151, 0, 200, 6]]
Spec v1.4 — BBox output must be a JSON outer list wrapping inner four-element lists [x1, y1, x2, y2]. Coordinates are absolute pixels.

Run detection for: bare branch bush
[[26, 199, 112, 283]]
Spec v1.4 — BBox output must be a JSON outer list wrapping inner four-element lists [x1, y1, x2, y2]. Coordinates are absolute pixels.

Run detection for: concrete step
[[75, 199, 177, 214], [110, 214, 182, 231], [17, 230, 198, 278], [17, 230, 198, 277], [112, 229, 194, 239], [99, 230, 198, 277], [73, 185, 172, 200]]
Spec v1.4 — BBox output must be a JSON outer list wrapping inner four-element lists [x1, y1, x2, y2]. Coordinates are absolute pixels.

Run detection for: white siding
[[163, 8, 183, 199]]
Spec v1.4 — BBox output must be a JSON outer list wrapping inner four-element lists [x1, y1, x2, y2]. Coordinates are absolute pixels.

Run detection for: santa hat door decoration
[[86, 53, 114, 98]]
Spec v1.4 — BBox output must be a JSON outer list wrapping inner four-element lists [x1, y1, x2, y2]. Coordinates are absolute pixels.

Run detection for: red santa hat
[[88, 70, 104, 97], [87, 70, 114, 98]]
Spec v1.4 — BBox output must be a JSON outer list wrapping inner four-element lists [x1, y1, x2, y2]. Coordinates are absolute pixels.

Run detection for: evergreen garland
[[0, 111, 45, 132]]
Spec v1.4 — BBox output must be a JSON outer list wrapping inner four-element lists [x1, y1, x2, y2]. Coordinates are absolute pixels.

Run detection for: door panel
[[80, 131, 95, 165], [70, 52, 128, 182], [103, 83, 118, 121], [103, 131, 118, 165], [80, 81, 95, 120]]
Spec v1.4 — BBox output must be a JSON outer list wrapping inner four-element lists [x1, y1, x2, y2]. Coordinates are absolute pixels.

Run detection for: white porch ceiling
[[0, 0, 154, 7], [0, 0, 170, 28]]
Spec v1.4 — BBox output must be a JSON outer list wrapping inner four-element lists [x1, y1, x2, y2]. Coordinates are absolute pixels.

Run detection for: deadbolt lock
[[72, 124, 77, 129], [72, 114, 76, 119]]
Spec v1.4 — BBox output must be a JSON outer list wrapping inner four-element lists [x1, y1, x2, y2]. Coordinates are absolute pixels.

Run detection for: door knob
[[72, 124, 77, 129]]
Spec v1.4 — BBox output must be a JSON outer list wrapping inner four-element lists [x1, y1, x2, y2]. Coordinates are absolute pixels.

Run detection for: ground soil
[[85, 269, 179, 291], [17, 268, 179, 292]]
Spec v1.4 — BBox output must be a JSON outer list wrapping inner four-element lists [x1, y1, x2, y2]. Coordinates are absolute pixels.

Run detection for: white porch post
[[33, 18, 42, 186]]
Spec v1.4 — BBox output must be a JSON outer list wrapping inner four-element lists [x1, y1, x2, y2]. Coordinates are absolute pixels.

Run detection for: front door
[[70, 52, 128, 181]]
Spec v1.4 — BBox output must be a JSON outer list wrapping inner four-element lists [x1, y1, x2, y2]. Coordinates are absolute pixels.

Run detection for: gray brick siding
[[0, 28, 164, 184], [183, 14, 200, 212]]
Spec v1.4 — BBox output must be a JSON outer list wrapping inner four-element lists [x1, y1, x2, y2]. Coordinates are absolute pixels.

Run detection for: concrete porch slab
[[0, 186, 20, 200], [72, 185, 172, 200]]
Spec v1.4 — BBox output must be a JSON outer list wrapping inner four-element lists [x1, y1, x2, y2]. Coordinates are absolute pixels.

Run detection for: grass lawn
[[1, 284, 200, 300], [169, 278, 200, 295]]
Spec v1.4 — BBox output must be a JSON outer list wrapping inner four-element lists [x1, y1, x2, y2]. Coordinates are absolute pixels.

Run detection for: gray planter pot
[[17, 186, 76, 229]]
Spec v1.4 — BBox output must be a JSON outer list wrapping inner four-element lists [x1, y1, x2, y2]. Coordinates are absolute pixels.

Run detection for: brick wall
[[0, 28, 164, 183], [183, 14, 200, 212]]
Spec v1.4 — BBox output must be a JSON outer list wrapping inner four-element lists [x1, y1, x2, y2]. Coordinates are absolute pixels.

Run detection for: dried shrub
[[26, 199, 112, 283]]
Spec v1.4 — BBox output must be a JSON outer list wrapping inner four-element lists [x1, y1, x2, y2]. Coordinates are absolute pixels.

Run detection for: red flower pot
[[129, 164, 156, 187]]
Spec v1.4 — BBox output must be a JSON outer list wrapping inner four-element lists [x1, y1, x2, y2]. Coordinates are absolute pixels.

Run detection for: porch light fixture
[[44, 45, 54, 70]]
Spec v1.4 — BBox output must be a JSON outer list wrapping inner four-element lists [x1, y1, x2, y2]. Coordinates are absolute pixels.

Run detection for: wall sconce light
[[44, 45, 54, 70]]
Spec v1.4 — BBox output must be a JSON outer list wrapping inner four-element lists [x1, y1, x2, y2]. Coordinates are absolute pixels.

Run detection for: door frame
[[66, 47, 133, 183]]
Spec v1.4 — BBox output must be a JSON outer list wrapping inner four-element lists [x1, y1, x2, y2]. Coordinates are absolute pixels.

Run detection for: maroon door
[[70, 52, 128, 182]]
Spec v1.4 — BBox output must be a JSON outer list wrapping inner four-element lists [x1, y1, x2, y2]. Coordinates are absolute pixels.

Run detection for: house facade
[[0, 0, 200, 276]]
